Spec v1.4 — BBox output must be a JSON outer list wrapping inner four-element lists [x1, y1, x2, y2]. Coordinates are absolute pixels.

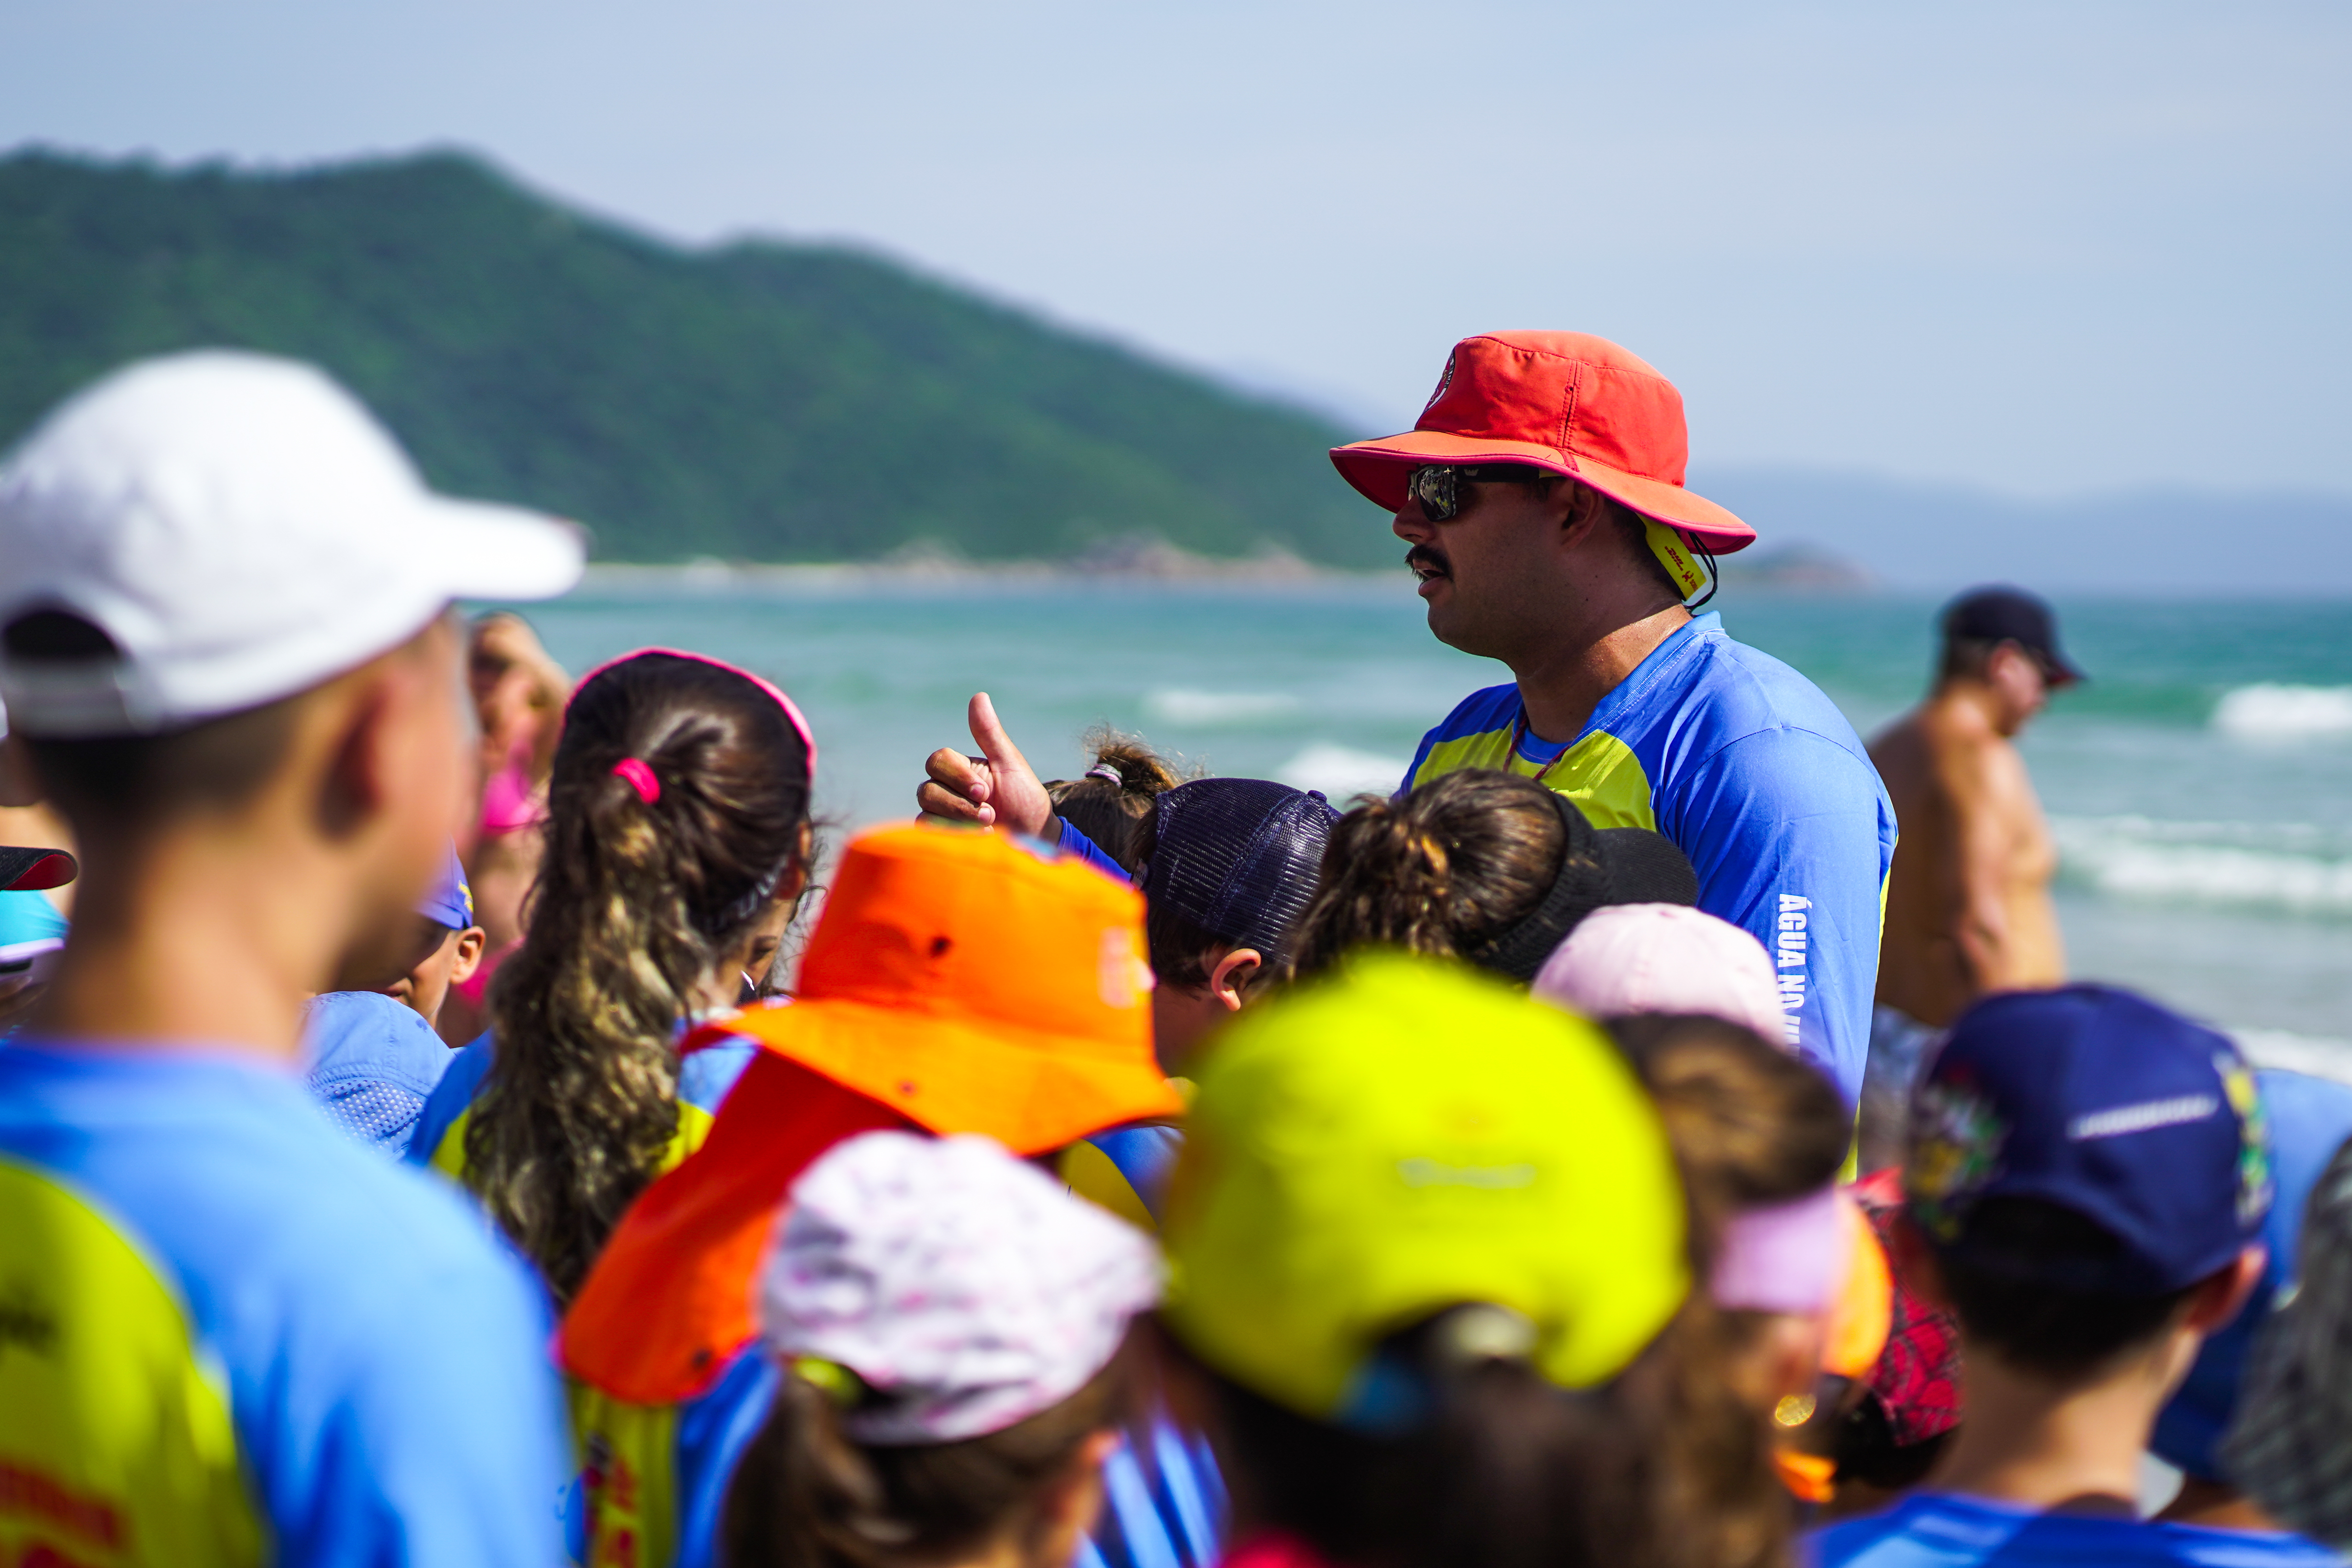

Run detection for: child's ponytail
[[1287, 769, 1564, 979], [1045, 726, 1185, 875], [468, 651, 813, 1302]]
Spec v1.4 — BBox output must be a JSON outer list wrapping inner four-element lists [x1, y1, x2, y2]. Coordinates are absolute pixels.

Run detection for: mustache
[[1406, 543, 1451, 577]]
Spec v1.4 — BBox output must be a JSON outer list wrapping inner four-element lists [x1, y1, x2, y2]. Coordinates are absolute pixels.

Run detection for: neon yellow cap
[[1161, 950, 1689, 1419]]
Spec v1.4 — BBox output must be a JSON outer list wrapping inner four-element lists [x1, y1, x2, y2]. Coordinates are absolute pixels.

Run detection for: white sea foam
[[2054, 815, 2352, 917], [1142, 689, 1301, 725], [2231, 1028, 2352, 1087], [1279, 744, 1409, 802], [2212, 684, 2352, 741]]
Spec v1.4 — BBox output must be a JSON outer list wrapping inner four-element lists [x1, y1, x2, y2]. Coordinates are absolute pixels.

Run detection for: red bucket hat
[[1330, 331, 1756, 552]]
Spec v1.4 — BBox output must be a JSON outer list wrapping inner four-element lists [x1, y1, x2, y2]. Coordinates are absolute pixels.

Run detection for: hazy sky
[[5, 0, 2347, 495]]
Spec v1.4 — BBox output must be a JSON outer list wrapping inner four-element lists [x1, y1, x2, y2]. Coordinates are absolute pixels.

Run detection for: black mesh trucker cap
[[1141, 779, 1339, 965]]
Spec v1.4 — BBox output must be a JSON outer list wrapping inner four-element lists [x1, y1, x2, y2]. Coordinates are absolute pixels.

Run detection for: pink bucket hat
[[1532, 903, 1787, 1045]]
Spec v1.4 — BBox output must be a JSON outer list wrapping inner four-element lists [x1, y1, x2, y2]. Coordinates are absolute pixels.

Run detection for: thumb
[[967, 692, 1028, 772]]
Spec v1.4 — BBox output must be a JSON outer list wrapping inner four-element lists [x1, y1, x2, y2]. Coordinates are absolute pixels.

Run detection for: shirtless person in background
[[1861, 586, 2080, 1167]]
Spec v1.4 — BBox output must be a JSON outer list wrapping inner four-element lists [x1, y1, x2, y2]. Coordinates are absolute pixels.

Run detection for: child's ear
[[2186, 1245, 2268, 1336], [450, 926, 489, 986], [1208, 948, 1262, 1011]]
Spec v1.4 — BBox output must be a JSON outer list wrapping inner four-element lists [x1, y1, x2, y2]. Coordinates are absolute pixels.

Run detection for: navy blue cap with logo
[[1142, 778, 1339, 968], [1905, 984, 2271, 1297]]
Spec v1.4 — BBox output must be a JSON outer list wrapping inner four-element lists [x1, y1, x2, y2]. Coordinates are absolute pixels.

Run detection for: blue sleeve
[[673, 1349, 781, 1568], [406, 1034, 494, 1166], [1663, 728, 1893, 1105], [1055, 821, 1132, 883], [1088, 1413, 1226, 1568]]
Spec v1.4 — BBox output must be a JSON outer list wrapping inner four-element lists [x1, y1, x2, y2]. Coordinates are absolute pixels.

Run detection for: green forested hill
[[0, 149, 1389, 565]]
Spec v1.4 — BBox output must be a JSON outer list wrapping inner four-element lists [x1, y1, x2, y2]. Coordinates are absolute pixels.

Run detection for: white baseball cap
[[759, 1131, 1162, 1445], [0, 350, 584, 737]]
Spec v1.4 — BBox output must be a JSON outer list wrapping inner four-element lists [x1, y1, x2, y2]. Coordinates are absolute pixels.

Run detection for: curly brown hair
[[465, 652, 813, 1303]]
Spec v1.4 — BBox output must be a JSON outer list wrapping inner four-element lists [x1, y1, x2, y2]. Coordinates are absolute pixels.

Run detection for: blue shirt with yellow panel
[[405, 1031, 757, 1189], [1403, 610, 1896, 1102], [402, 1025, 760, 1564], [0, 1043, 568, 1568]]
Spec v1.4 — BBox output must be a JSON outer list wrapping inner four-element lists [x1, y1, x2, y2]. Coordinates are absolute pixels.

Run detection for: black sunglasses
[[1405, 463, 1556, 522]]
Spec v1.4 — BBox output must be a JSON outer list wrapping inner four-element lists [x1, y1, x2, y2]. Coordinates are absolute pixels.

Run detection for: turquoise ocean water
[[512, 573, 2352, 1069]]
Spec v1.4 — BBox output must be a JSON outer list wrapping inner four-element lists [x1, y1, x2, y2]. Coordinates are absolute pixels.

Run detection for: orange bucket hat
[[559, 822, 1181, 1404], [731, 821, 1175, 1137], [1330, 331, 1756, 551]]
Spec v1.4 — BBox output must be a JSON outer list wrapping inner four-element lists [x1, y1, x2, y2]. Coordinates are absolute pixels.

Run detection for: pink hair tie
[[612, 757, 661, 804]]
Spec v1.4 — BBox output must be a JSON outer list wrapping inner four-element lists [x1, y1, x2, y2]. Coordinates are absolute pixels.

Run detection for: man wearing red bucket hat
[[921, 333, 1893, 1105], [1333, 331, 1895, 1100]]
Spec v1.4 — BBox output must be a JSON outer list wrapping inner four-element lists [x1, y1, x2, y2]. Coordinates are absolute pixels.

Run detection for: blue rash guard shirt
[[1807, 1492, 2338, 1568], [1405, 611, 1896, 1101], [0, 1044, 569, 1568]]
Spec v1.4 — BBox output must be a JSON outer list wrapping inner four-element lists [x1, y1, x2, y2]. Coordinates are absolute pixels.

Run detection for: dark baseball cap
[[1941, 586, 2084, 685], [0, 845, 75, 892], [1142, 778, 1339, 966], [1906, 985, 2269, 1296]]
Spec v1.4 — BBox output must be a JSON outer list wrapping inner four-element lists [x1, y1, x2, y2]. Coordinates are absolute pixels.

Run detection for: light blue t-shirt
[[1809, 1492, 2339, 1568], [0, 1044, 569, 1567], [1404, 611, 1897, 1101]]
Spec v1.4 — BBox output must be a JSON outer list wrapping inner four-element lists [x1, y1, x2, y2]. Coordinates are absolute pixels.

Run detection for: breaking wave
[[2054, 815, 2352, 918], [2231, 1028, 2352, 1086], [2212, 684, 2352, 741], [1142, 689, 1301, 725], [1278, 744, 1409, 802]]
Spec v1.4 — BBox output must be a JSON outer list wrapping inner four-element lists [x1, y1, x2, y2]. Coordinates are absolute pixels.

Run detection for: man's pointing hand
[[916, 692, 1058, 841]]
